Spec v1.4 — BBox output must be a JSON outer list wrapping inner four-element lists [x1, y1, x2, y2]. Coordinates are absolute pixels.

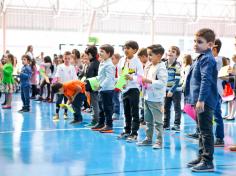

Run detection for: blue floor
[[0, 93, 236, 176]]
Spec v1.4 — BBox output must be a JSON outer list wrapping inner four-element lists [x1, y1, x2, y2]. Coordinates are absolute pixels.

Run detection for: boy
[[163, 46, 182, 131], [117, 40, 144, 142], [18, 55, 32, 112], [137, 44, 168, 149], [112, 53, 121, 120], [52, 80, 86, 124], [53, 51, 78, 120], [137, 48, 149, 125], [91, 44, 116, 132], [185, 28, 218, 172]]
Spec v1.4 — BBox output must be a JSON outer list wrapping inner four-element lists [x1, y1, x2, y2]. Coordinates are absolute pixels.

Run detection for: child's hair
[[213, 39, 222, 54], [124, 40, 139, 51], [22, 54, 31, 62], [25, 45, 33, 54], [44, 56, 54, 73], [232, 54, 236, 63], [72, 49, 80, 59], [147, 44, 165, 56], [100, 44, 114, 57], [195, 28, 215, 43], [51, 82, 63, 93], [30, 59, 36, 69], [113, 53, 121, 60], [85, 45, 98, 59], [137, 48, 148, 57], [183, 54, 192, 66], [64, 51, 71, 56], [7, 54, 14, 65], [170, 46, 180, 57], [222, 57, 229, 66]]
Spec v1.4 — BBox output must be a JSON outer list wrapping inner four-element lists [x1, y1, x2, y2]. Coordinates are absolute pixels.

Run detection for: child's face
[[63, 54, 71, 65], [147, 48, 152, 62], [22, 57, 29, 65], [149, 52, 161, 65], [83, 53, 90, 65], [167, 48, 177, 62], [112, 55, 119, 65], [124, 46, 136, 59], [99, 49, 110, 60], [138, 55, 148, 64], [232, 57, 236, 63], [194, 36, 213, 53], [58, 57, 63, 64]]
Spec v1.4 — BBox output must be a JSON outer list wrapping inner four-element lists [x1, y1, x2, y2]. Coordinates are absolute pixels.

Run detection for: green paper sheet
[[87, 77, 100, 91], [59, 104, 75, 113], [115, 67, 129, 90]]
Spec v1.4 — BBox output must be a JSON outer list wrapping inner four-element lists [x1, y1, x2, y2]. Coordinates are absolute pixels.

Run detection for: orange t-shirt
[[63, 80, 85, 97]]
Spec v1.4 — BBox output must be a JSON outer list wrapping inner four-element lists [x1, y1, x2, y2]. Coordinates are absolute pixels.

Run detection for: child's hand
[[167, 92, 173, 97], [196, 101, 204, 113], [142, 77, 152, 84], [125, 74, 133, 81]]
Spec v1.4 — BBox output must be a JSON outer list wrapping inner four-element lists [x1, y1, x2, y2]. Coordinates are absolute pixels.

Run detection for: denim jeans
[[197, 105, 214, 163], [55, 94, 68, 114], [213, 94, 224, 139], [21, 86, 30, 109], [112, 91, 120, 115], [90, 91, 99, 123], [98, 90, 114, 127], [164, 91, 182, 126], [123, 88, 140, 135], [72, 93, 86, 121]]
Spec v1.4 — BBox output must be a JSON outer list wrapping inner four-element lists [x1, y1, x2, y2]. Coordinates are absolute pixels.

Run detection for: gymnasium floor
[[0, 93, 235, 176]]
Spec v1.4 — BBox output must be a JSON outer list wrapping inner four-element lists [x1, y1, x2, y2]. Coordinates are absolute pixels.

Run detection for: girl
[[0, 54, 15, 109], [30, 59, 38, 99]]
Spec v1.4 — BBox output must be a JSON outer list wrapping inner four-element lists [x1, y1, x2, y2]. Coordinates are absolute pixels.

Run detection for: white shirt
[[55, 63, 77, 83]]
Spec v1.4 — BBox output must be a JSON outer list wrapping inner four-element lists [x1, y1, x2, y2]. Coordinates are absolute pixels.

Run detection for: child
[[51, 80, 86, 124], [137, 48, 150, 125], [137, 44, 167, 149], [185, 28, 218, 172], [112, 53, 121, 120], [84, 46, 100, 127], [91, 44, 116, 133], [18, 55, 32, 112], [163, 46, 182, 131], [53, 51, 78, 120], [117, 40, 144, 142], [0, 54, 15, 109], [30, 59, 38, 99]]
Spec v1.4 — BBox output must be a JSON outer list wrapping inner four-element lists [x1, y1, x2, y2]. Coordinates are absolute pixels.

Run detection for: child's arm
[[168, 64, 181, 96], [196, 57, 216, 113], [20, 66, 32, 80], [66, 85, 82, 104], [100, 65, 115, 88]]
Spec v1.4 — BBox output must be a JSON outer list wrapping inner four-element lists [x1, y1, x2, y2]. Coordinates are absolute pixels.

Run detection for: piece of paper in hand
[[59, 104, 75, 113], [183, 104, 196, 121]]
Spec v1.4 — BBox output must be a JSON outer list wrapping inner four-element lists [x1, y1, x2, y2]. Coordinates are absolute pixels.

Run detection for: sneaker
[[171, 125, 180, 132], [163, 125, 170, 130], [99, 125, 113, 133], [2, 105, 11, 109], [140, 121, 146, 125], [126, 134, 138, 143], [112, 113, 120, 120], [1, 102, 6, 106], [22, 109, 30, 112], [53, 114, 59, 121], [191, 161, 214, 172], [35, 97, 43, 101], [18, 108, 25, 112], [91, 123, 104, 131], [30, 96, 36, 99], [187, 158, 202, 168], [63, 114, 68, 120], [85, 121, 97, 127], [137, 138, 152, 146], [70, 119, 82, 124], [152, 142, 162, 149], [214, 138, 224, 147], [225, 117, 235, 121], [117, 132, 130, 140], [187, 133, 199, 139]]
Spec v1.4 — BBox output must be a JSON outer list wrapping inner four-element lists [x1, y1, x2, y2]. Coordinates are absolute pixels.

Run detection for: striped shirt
[[165, 60, 182, 92]]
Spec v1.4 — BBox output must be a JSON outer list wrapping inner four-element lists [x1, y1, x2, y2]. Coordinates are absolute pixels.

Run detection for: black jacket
[[86, 58, 100, 78]]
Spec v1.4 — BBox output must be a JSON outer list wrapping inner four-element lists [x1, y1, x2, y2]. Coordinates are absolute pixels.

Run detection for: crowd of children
[[1, 28, 236, 172]]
